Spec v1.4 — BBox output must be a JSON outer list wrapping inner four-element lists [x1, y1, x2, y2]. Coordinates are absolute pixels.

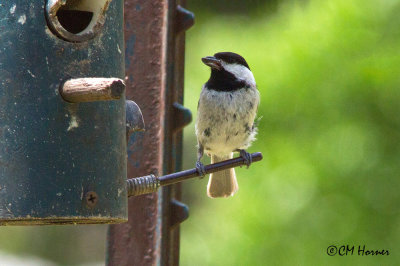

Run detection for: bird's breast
[[195, 86, 259, 156]]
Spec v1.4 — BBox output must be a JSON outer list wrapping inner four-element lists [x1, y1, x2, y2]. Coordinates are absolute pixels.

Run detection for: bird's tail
[[207, 153, 238, 198]]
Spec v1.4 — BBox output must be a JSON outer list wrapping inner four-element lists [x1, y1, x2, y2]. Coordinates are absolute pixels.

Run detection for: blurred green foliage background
[[181, 0, 400, 265], [1, 0, 400, 265]]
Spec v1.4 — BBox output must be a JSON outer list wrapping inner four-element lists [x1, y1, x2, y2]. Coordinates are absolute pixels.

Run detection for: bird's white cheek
[[222, 63, 256, 87]]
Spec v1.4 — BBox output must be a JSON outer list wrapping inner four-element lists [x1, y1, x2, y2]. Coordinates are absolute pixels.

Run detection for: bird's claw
[[196, 161, 206, 178], [239, 150, 252, 169]]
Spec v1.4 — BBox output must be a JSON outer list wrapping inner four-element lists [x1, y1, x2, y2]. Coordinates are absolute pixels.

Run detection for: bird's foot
[[239, 150, 252, 169], [196, 161, 206, 178]]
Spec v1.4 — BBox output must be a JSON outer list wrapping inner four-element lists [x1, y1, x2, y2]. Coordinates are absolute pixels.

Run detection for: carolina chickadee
[[195, 52, 260, 198]]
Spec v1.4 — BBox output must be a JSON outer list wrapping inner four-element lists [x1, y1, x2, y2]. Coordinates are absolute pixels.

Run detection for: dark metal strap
[[127, 152, 263, 197]]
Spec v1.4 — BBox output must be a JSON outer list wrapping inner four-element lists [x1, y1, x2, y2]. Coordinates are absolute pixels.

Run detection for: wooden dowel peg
[[60, 78, 125, 103]]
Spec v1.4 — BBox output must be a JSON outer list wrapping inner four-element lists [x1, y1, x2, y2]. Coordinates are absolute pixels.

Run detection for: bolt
[[85, 191, 98, 208]]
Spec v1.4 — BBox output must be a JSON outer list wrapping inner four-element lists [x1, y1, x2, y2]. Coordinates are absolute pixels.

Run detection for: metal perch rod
[[127, 152, 263, 197]]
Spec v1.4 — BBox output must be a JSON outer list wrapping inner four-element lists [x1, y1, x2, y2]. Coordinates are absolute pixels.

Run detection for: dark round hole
[[56, 9, 93, 34]]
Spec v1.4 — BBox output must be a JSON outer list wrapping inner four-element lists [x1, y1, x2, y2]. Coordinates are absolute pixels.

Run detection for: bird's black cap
[[202, 52, 252, 92], [214, 52, 250, 70], [202, 52, 250, 70]]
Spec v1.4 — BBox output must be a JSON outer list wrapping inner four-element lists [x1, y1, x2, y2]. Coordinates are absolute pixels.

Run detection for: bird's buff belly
[[197, 113, 255, 156], [196, 87, 259, 156]]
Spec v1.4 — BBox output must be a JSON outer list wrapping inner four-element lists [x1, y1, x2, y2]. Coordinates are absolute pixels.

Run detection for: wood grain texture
[[61, 78, 125, 102]]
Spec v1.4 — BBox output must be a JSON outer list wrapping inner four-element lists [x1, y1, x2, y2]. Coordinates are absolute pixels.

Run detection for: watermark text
[[327, 245, 389, 256]]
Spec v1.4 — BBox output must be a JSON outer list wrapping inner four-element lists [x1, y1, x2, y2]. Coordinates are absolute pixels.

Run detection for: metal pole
[[107, 1, 167, 265], [106, 1, 194, 265], [161, 1, 194, 264]]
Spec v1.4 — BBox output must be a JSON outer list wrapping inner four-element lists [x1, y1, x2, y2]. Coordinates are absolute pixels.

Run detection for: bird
[[195, 52, 260, 198]]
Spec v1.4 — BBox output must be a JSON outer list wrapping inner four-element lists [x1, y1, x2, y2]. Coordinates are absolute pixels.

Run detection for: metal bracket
[[172, 102, 192, 132], [170, 199, 189, 228], [176, 6, 195, 33], [126, 100, 145, 140]]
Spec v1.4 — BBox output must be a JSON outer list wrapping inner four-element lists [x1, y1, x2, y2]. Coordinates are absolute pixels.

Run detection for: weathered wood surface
[[60, 78, 125, 103]]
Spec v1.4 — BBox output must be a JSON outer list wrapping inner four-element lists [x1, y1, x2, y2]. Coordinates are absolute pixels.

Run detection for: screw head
[[85, 191, 98, 208]]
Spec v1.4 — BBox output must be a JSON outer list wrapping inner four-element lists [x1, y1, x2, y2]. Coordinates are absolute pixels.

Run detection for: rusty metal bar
[[107, 1, 167, 265], [127, 152, 263, 197], [107, 0, 194, 265], [161, 1, 194, 265]]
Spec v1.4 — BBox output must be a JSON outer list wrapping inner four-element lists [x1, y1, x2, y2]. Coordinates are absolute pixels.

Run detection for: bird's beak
[[202, 56, 222, 70]]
